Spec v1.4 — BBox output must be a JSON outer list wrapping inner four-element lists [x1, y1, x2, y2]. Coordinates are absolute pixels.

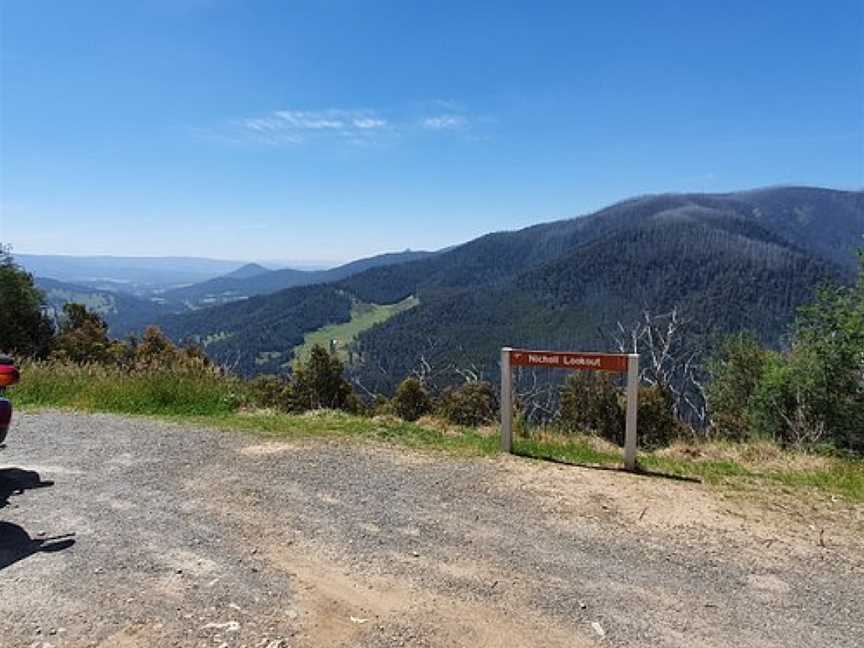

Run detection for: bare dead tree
[[612, 307, 711, 429]]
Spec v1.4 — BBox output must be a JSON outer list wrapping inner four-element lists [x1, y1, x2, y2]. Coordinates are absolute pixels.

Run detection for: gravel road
[[1, 411, 862, 647]]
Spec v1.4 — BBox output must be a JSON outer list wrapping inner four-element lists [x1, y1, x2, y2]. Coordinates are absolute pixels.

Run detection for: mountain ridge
[[157, 186, 863, 384]]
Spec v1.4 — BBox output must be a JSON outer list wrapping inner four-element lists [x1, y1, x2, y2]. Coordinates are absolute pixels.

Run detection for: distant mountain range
[[18, 248, 441, 336], [17, 254, 252, 293], [158, 249, 437, 309], [154, 186, 863, 384]]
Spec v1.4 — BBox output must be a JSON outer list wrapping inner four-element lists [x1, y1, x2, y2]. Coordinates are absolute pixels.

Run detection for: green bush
[[391, 377, 431, 421], [636, 384, 685, 448], [558, 373, 681, 448], [245, 374, 293, 410], [742, 254, 863, 450], [706, 333, 768, 440], [436, 382, 496, 427], [559, 372, 624, 443], [53, 303, 123, 365], [288, 344, 359, 413]]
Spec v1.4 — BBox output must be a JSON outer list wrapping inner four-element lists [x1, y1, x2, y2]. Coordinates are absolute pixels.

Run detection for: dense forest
[[150, 187, 861, 393]]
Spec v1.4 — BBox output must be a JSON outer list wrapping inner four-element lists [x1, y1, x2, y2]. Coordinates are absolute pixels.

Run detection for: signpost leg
[[501, 348, 513, 453], [624, 354, 639, 470]]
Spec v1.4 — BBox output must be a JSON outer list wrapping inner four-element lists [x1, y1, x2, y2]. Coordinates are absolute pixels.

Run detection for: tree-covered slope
[[340, 187, 862, 305], [158, 285, 353, 375], [350, 214, 842, 393], [156, 186, 862, 384]]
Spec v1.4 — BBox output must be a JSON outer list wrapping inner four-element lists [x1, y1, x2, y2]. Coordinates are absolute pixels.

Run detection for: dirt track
[[1, 411, 862, 647]]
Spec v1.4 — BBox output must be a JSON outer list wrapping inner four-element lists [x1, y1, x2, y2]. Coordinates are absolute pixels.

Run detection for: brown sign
[[508, 349, 628, 373]]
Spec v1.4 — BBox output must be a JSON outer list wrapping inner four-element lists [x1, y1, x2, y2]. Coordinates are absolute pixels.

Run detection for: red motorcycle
[[0, 356, 20, 446]]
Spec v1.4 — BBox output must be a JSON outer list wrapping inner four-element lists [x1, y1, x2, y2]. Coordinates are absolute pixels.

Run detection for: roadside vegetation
[[3, 243, 863, 503]]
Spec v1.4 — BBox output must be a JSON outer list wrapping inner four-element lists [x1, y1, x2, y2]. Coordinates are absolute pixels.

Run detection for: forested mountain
[[223, 263, 273, 279], [352, 215, 840, 392], [160, 248, 437, 308], [155, 187, 863, 391]]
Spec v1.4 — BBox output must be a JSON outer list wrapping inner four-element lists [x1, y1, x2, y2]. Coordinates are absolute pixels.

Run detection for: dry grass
[[656, 439, 836, 473]]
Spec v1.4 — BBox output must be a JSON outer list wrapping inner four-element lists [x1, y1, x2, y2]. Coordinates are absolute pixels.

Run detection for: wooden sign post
[[500, 347, 640, 470]]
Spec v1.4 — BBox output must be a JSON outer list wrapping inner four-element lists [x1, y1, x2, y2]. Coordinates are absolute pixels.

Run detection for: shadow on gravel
[[514, 451, 702, 483], [0, 522, 76, 571], [0, 468, 55, 509], [0, 468, 75, 571]]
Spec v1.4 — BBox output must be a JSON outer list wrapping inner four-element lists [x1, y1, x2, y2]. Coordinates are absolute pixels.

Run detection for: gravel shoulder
[[1, 411, 862, 647]]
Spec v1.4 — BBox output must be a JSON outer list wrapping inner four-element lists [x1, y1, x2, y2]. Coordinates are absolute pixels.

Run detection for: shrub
[[558, 373, 681, 448], [371, 394, 393, 417], [53, 303, 123, 365], [436, 381, 496, 427], [636, 384, 684, 448], [245, 374, 293, 410], [391, 377, 431, 421], [559, 372, 624, 443], [706, 333, 768, 440], [740, 254, 863, 451], [288, 344, 358, 413]]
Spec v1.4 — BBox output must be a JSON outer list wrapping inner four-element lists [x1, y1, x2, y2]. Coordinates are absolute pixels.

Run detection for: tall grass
[[10, 360, 864, 502], [12, 360, 242, 416]]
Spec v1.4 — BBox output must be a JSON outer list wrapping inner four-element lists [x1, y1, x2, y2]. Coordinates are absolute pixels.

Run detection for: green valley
[[293, 295, 419, 364]]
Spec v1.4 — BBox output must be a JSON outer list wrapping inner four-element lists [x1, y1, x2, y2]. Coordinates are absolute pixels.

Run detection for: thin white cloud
[[353, 117, 387, 129], [422, 114, 467, 130], [222, 106, 480, 147], [234, 109, 391, 145]]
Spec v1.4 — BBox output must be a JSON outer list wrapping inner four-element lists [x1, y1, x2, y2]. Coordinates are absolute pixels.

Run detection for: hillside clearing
[[293, 295, 419, 364]]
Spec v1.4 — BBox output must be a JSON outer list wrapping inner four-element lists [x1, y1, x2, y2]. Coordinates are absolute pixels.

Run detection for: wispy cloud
[[421, 114, 467, 130], [219, 105, 481, 147], [234, 108, 391, 145]]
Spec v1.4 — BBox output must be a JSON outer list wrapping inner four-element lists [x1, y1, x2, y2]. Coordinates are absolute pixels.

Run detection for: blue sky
[[1, 0, 862, 264]]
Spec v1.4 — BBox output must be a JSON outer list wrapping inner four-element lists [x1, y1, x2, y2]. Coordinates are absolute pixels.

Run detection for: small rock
[[591, 621, 605, 638]]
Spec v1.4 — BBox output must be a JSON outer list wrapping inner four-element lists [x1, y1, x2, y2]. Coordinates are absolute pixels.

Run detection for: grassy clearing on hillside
[[293, 295, 419, 364], [10, 361, 863, 503]]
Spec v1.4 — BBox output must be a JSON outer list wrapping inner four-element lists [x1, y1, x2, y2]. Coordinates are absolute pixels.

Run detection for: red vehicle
[[0, 356, 20, 446]]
